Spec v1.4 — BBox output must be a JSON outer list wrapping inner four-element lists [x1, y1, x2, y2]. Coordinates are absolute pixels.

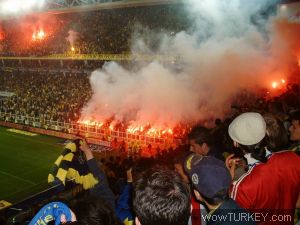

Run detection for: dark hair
[[200, 189, 229, 206], [172, 145, 190, 165], [239, 137, 269, 163], [133, 167, 191, 225], [263, 114, 289, 152], [188, 126, 212, 146], [70, 197, 122, 225], [131, 158, 157, 181], [215, 118, 222, 126], [290, 110, 300, 122], [267, 101, 284, 114]]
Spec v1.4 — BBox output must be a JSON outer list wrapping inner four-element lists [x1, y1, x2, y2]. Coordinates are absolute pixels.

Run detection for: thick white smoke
[[81, 0, 299, 128]]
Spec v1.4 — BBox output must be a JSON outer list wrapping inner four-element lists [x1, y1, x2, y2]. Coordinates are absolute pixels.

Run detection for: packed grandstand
[[0, 0, 300, 225]]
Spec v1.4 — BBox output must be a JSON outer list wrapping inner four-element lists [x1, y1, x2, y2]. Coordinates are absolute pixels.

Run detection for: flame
[[77, 120, 103, 127], [271, 77, 287, 90], [77, 119, 181, 138], [126, 125, 144, 134], [272, 81, 278, 89], [32, 29, 46, 41], [71, 46, 75, 52]]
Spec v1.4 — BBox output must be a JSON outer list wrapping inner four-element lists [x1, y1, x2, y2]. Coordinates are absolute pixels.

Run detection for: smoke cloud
[[66, 29, 79, 47], [81, 0, 300, 128]]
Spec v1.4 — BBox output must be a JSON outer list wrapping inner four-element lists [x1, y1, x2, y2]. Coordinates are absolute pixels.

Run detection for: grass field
[[0, 126, 64, 204]]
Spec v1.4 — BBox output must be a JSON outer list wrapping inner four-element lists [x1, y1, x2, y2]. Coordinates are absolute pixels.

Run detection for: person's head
[[188, 126, 212, 156], [70, 196, 121, 225], [131, 158, 157, 181], [133, 167, 191, 225], [263, 113, 289, 151], [289, 111, 300, 142], [215, 118, 222, 126], [109, 156, 114, 163], [267, 101, 284, 115], [228, 112, 268, 163], [184, 154, 231, 207]]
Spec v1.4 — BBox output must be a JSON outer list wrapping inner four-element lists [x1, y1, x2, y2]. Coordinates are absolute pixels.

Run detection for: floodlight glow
[[1, 0, 20, 13], [0, 0, 45, 15]]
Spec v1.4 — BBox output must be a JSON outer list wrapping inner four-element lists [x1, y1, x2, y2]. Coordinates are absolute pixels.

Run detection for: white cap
[[228, 112, 266, 145]]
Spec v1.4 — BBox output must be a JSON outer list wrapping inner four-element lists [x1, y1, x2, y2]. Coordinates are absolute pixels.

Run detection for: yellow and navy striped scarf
[[48, 141, 98, 190]]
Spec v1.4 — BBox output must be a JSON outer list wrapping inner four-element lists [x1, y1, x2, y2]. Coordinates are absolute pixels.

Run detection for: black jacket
[[207, 199, 257, 225]]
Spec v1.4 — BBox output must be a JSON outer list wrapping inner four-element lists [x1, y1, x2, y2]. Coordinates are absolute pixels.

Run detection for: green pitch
[[0, 126, 64, 204]]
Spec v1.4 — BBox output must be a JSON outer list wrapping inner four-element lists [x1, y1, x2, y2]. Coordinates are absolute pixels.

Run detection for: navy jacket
[[206, 199, 256, 225], [87, 158, 116, 209]]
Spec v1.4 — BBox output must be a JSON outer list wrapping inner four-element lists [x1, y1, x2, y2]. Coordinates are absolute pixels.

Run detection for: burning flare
[[32, 29, 46, 41], [77, 119, 185, 139]]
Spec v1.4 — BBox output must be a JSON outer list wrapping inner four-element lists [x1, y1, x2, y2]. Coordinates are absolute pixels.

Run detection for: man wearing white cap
[[228, 112, 300, 225]]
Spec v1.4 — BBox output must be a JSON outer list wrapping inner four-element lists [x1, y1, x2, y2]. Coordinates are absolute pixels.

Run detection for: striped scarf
[[48, 140, 98, 190]]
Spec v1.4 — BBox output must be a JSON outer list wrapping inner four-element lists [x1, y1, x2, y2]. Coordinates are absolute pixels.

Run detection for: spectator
[[263, 113, 289, 152], [173, 148, 208, 225], [289, 110, 300, 155], [133, 167, 191, 225], [70, 196, 122, 225], [184, 154, 256, 225], [188, 126, 224, 161], [228, 112, 300, 225], [116, 158, 157, 225]]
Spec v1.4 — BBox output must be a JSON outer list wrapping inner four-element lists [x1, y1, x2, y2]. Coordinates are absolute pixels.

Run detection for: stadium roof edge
[[3, 0, 184, 18], [48, 0, 183, 13]]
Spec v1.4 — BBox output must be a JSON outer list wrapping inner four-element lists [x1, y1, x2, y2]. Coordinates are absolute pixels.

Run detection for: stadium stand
[[0, 1, 300, 225]]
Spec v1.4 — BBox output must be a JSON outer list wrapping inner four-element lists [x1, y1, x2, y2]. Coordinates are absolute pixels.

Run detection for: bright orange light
[[77, 119, 179, 138], [78, 120, 104, 127], [32, 29, 46, 41], [127, 125, 145, 134], [0, 32, 5, 41], [281, 79, 286, 84], [71, 46, 75, 52], [37, 30, 45, 39], [272, 82, 278, 89]]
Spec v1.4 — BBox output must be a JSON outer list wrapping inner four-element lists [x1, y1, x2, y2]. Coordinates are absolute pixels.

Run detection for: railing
[[0, 111, 182, 147], [0, 53, 179, 61]]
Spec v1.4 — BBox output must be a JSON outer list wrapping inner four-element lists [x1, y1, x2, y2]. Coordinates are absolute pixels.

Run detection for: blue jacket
[[116, 183, 134, 225], [87, 158, 116, 210]]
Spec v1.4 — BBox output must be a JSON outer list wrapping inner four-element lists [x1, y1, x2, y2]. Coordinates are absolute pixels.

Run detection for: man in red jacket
[[228, 112, 300, 225]]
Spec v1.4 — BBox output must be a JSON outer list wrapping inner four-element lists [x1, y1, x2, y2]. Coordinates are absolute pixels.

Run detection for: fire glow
[[32, 29, 46, 41], [271, 78, 286, 89], [77, 119, 185, 138]]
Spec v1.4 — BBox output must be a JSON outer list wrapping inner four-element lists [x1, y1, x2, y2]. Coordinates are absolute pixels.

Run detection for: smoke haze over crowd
[[82, 0, 300, 128]]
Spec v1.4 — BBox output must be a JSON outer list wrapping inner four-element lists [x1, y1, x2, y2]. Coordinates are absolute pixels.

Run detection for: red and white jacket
[[231, 150, 300, 225]]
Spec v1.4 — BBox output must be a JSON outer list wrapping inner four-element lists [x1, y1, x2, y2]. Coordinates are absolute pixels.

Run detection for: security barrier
[[0, 112, 182, 148]]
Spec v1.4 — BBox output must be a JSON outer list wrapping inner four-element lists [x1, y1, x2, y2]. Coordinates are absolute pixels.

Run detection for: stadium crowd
[[0, 3, 299, 225], [0, 71, 91, 123], [18, 105, 300, 225], [1, 67, 300, 225], [0, 4, 190, 56]]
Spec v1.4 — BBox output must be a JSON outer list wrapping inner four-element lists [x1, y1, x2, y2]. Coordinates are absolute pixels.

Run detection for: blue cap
[[184, 154, 231, 198]]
